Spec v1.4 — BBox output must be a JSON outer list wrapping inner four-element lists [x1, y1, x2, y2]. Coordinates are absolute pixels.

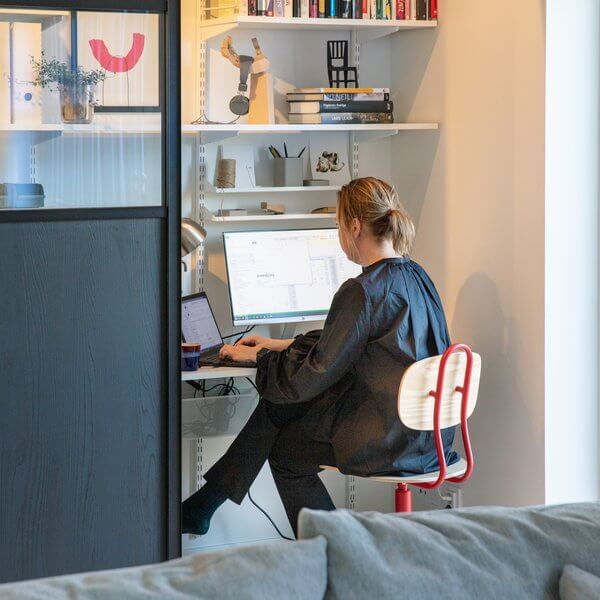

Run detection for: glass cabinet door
[[0, 7, 162, 209]]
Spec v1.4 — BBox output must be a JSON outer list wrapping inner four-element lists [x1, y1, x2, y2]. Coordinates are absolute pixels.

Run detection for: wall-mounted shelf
[[209, 211, 335, 222], [184, 122, 438, 144], [199, 15, 436, 42], [208, 185, 341, 194], [0, 8, 70, 23]]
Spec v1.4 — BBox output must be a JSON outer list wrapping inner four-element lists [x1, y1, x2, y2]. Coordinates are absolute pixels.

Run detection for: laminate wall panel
[[0, 218, 166, 583]]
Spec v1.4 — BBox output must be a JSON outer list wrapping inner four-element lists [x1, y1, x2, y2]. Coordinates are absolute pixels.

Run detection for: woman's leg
[[268, 421, 337, 536], [182, 399, 315, 534]]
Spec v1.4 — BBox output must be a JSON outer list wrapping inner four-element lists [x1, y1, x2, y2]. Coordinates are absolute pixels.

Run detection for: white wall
[[545, 0, 600, 503], [390, 1, 547, 506]]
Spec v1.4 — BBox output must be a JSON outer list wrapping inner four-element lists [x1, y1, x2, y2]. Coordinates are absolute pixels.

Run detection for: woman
[[182, 177, 457, 536]]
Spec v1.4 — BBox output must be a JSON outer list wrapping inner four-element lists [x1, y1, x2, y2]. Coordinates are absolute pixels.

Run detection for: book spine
[[309, 0, 318, 16], [385, 0, 392, 19], [322, 92, 389, 101], [320, 112, 394, 124], [240, 0, 249, 15], [429, 0, 437, 18], [274, 0, 284, 16], [301, 0, 309, 17], [409, 0, 416, 19], [326, 0, 337, 16], [266, 0, 275, 15], [352, 0, 362, 18], [293, 0, 301, 15], [284, 0, 294, 16], [248, 0, 258, 15], [375, 0, 382, 18], [416, 0, 427, 19], [319, 0, 325, 17], [396, 0, 405, 18], [319, 100, 394, 112], [341, 0, 352, 17], [362, 0, 369, 18]]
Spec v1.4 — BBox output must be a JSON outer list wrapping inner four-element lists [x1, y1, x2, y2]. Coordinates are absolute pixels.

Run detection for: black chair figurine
[[327, 40, 358, 88]]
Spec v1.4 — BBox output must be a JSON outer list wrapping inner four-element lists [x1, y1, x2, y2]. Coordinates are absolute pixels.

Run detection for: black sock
[[181, 484, 227, 535]]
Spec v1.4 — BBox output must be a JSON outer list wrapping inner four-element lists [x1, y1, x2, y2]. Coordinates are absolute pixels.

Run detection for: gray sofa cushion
[[560, 565, 600, 600], [298, 502, 600, 600], [0, 537, 327, 600]]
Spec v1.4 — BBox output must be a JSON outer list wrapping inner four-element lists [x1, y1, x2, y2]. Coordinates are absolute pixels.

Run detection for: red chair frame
[[395, 343, 476, 512]]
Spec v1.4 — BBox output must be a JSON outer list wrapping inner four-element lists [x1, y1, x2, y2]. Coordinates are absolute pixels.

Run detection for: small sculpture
[[220, 36, 274, 124]]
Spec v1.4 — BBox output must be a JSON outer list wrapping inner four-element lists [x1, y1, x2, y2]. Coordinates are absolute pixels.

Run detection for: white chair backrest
[[398, 351, 481, 431]]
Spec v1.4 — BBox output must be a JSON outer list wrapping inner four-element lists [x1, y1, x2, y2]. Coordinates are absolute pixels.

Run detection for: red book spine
[[362, 0, 368, 17], [429, 0, 437, 19], [396, 0, 405, 18]]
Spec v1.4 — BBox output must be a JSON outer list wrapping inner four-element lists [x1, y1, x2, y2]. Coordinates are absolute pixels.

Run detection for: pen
[[284, 142, 288, 157], [298, 146, 306, 158]]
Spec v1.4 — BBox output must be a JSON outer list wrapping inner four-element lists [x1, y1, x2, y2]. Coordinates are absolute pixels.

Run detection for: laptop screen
[[181, 293, 223, 354]]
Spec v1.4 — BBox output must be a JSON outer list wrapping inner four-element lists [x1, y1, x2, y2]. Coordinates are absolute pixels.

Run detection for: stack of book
[[287, 87, 393, 125], [246, 0, 436, 20]]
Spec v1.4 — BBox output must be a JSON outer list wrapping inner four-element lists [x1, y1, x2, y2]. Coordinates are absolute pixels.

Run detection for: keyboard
[[199, 355, 257, 368]]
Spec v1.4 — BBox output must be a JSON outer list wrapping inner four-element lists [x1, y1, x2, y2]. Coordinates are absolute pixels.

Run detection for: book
[[409, 0, 416, 19], [429, 0, 437, 18], [352, 0, 362, 18], [284, 0, 293, 17], [288, 100, 393, 113], [362, 0, 369, 18], [385, 0, 392, 19], [289, 112, 394, 124], [309, 0, 318, 16], [340, 0, 352, 18], [291, 86, 390, 94], [319, 0, 325, 17], [248, 0, 257, 15], [416, 0, 427, 19], [288, 92, 390, 101], [301, 0, 309, 17], [396, 0, 405, 18], [370, 0, 376, 19], [376, 0, 383, 18], [274, 0, 284, 16], [293, 0, 300, 15]]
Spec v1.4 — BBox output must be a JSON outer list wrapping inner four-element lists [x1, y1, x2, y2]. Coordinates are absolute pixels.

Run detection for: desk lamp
[[181, 218, 206, 273]]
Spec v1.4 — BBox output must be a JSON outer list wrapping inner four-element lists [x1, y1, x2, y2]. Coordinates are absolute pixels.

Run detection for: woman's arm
[[255, 279, 370, 404]]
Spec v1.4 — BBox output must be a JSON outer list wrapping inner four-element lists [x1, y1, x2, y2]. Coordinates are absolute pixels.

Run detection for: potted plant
[[31, 54, 106, 124]]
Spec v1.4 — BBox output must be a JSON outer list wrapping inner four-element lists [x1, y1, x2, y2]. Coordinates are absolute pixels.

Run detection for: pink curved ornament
[[89, 33, 145, 73]]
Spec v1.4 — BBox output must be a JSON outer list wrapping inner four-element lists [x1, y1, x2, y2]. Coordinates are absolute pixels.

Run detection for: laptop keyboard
[[200, 355, 257, 368]]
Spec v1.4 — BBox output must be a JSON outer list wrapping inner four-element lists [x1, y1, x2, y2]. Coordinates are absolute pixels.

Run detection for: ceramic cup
[[181, 342, 201, 371]]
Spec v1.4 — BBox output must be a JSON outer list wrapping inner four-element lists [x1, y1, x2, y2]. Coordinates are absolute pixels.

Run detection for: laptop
[[181, 292, 257, 368]]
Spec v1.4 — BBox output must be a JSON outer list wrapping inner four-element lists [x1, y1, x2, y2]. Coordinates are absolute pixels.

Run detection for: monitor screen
[[181, 292, 223, 352], [223, 228, 363, 326]]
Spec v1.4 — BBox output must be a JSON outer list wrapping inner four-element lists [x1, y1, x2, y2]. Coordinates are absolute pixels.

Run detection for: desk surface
[[181, 366, 257, 381]]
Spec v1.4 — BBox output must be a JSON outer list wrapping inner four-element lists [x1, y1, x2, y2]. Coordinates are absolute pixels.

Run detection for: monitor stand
[[281, 323, 296, 339]]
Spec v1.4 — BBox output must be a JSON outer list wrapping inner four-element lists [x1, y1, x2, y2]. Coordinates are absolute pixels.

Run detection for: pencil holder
[[273, 157, 303, 187], [216, 158, 236, 188]]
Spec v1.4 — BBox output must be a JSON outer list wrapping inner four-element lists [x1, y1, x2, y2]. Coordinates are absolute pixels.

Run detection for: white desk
[[181, 366, 257, 381]]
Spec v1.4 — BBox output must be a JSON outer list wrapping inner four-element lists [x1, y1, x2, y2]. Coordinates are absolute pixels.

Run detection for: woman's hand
[[235, 335, 295, 352], [219, 343, 259, 362]]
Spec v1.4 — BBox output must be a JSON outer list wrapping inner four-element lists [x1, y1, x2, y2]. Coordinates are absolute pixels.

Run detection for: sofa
[[1, 502, 599, 599]]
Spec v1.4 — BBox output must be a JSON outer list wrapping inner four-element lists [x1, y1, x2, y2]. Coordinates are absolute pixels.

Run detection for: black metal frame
[[70, 9, 162, 113], [0, 0, 181, 561]]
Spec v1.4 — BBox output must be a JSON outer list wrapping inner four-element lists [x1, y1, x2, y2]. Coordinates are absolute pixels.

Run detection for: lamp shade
[[181, 218, 206, 257]]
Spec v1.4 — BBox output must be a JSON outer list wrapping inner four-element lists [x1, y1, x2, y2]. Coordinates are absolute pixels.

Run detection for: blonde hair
[[337, 177, 415, 257]]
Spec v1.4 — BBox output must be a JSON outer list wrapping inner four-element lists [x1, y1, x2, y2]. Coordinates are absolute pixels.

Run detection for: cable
[[222, 325, 255, 342], [246, 377, 259, 394], [247, 489, 294, 541]]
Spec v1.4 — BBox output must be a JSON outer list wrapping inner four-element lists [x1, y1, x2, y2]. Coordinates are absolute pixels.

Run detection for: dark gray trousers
[[203, 399, 336, 535]]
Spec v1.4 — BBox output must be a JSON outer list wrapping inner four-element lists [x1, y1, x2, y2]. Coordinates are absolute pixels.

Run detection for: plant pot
[[59, 84, 95, 124]]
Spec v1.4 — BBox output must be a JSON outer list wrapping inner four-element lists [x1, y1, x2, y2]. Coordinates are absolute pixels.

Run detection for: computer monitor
[[223, 228, 363, 326]]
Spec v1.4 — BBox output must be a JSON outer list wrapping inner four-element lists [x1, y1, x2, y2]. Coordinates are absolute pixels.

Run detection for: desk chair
[[322, 344, 481, 513]]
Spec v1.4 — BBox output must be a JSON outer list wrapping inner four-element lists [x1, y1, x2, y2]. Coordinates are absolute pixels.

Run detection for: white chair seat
[[320, 458, 467, 484]]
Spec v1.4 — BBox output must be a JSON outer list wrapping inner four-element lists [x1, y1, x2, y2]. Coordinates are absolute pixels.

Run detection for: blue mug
[[181, 343, 201, 371]]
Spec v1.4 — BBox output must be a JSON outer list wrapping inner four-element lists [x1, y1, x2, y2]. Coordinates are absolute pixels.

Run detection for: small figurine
[[221, 36, 274, 124]]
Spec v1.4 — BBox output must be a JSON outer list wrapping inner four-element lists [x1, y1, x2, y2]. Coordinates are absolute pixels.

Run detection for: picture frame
[[71, 10, 161, 113]]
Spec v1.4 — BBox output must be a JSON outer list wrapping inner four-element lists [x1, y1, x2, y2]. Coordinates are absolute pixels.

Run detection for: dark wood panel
[[0, 218, 166, 583]]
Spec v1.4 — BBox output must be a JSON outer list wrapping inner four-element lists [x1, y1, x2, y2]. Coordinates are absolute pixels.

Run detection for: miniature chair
[[327, 40, 359, 88], [321, 344, 481, 512]]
